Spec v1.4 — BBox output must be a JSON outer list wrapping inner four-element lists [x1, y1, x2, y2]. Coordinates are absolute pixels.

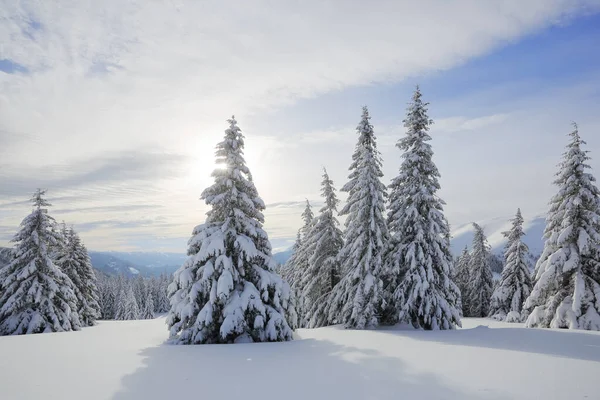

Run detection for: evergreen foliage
[[300, 169, 343, 328], [489, 209, 533, 322], [466, 223, 494, 317], [57, 227, 101, 326], [166, 116, 294, 343], [326, 107, 390, 329], [385, 87, 461, 329], [525, 125, 600, 330], [0, 190, 81, 335]]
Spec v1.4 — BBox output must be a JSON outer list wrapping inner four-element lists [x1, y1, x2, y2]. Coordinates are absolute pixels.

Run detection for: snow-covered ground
[[0, 317, 599, 400]]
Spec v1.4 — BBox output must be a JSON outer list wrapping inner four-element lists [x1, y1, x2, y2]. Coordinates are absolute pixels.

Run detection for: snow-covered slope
[[272, 248, 293, 265], [451, 214, 546, 257], [0, 317, 598, 400]]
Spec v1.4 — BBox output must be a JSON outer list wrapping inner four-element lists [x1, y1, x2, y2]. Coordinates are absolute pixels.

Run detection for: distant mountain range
[[450, 214, 545, 259], [1, 214, 546, 277], [88, 251, 187, 277]]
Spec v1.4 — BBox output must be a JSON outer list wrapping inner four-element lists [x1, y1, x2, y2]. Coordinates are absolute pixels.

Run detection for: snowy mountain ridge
[[449, 214, 546, 258], [88, 251, 182, 277]]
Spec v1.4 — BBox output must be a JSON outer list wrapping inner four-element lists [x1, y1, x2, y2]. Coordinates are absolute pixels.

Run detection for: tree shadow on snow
[[384, 324, 600, 362], [112, 337, 506, 400]]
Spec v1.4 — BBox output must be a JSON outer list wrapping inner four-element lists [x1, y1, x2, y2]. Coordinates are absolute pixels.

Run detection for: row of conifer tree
[[1, 87, 598, 340], [0, 192, 101, 334], [0, 192, 174, 335], [97, 273, 172, 321], [282, 97, 600, 331], [281, 88, 460, 330], [166, 87, 600, 344]]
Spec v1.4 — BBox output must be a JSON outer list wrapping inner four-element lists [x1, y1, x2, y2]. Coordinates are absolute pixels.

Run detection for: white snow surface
[[1, 317, 599, 399]]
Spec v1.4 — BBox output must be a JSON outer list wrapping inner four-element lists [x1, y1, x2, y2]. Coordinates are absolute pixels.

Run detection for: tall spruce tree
[[167, 116, 294, 344], [467, 223, 494, 317], [385, 87, 461, 330], [0, 190, 81, 335], [453, 246, 471, 316], [489, 209, 533, 322], [301, 169, 344, 328], [525, 125, 600, 330], [326, 106, 390, 329], [57, 227, 101, 326]]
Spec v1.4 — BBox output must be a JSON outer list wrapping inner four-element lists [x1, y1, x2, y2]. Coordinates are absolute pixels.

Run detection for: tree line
[[1, 87, 599, 340], [96, 273, 171, 321], [168, 87, 600, 344]]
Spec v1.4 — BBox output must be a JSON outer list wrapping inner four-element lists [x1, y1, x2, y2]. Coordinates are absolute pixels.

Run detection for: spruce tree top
[[201, 116, 267, 233], [502, 209, 527, 254], [340, 106, 387, 220], [13, 189, 57, 258], [319, 168, 339, 216], [390, 86, 442, 221], [301, 199, 314, 228]]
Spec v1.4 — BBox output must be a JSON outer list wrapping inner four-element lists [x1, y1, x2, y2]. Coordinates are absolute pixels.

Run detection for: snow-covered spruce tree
[[467, 223, 494, 317], [489, 209, 533, 322], [282, 232, 302, 286], [56, 227, 101, 326], [167, 116, 294, 344], [283, 199, 314, 290], [525, 125, 600, 330], [0, 190, 81, 335], [141, 292, 155, 319], [284, 199, 315, 327], [155, 273, 171, 313], [385, 87, 461, 330], [453, 246, 471, 316], [115, 285, 140, 320], [326, 106, 390, 329], [96, 272, 117, 319], [301, 168, 344, 328]]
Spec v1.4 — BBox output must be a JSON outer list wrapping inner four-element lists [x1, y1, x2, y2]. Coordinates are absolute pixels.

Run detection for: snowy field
[[0, 318, 599, 400]]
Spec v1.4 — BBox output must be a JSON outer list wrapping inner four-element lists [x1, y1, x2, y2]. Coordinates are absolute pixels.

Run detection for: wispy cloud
[[54, 204, 163, 214], [435, 113, 511, 134], [1, 1, 599, 251], [0, 151, 188, 197]]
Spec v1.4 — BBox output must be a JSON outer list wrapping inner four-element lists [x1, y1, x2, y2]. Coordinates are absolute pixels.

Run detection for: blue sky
[[1, 1, 600, 253]]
